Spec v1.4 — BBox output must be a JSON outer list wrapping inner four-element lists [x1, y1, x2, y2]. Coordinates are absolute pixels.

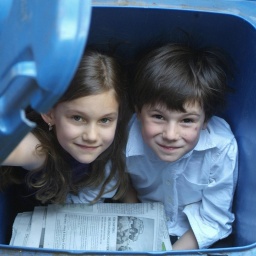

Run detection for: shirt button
[[166, 180, 171, 185], [209, 178, 215, 183]]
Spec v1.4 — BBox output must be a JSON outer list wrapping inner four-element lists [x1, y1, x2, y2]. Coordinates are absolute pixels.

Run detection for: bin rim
[[92, 0, 256, 29]]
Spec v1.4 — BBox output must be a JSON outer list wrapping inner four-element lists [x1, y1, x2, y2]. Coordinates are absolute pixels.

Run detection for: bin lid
[[0, 0, 92, 163]]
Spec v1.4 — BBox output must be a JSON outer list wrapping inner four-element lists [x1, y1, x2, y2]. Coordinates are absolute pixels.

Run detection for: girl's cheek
[[105, 128, 117, 143]]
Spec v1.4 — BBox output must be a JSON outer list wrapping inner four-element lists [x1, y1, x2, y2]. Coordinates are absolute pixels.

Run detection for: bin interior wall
[[87, 6, 256, 247], [1, 5, 256, 249]]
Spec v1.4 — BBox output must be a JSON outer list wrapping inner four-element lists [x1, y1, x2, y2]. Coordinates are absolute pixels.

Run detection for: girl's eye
[[73, 115, 83, 122], [100, 118, 110, 124]]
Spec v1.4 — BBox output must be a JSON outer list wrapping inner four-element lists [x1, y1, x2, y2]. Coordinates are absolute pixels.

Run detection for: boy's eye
[[182, 118, 193, 123], [152, 114, 164, 120]]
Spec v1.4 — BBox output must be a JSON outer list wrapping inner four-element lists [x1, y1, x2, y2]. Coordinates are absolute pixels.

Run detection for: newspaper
[[9, 212, 32, 246], [10, 202, 172, 252]]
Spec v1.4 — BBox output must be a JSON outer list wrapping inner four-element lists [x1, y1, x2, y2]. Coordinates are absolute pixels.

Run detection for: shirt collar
[[194, 127, 216, 151]]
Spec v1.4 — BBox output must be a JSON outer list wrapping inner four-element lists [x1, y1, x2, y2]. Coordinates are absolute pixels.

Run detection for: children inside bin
[[123, 43, 238, 250], [0, 50, 130, 205]]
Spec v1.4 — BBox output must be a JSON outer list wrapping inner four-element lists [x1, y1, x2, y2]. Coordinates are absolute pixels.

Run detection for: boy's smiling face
[[137, 101, 207, 162]]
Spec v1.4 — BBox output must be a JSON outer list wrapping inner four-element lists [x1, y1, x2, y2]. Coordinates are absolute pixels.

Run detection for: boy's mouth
[[157, 143, 181, 151]]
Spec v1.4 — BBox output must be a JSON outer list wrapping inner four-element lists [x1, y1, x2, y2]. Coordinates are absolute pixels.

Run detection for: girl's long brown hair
[[0, 50, 130, 204]]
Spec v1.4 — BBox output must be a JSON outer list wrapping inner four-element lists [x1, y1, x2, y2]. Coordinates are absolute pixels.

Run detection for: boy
[[124, 43, 238, 250]]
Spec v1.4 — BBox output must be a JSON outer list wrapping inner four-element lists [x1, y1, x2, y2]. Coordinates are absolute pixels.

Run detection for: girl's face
[[43, 89, 119, 163], [138, 101, 207, 162]]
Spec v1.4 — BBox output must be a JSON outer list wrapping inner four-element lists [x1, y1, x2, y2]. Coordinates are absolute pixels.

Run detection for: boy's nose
[[162, 123, 179, 141]]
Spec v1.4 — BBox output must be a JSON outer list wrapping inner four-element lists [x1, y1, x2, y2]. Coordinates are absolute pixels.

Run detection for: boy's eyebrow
[[182, 111, 202, 116], [148, 108, 162, 112], [148, 105, 204, 116], [147, 106, 167, 112], [149, 107, 201, 115]]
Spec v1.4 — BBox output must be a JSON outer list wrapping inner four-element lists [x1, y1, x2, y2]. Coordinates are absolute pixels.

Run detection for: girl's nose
[[82, 124, 97, 141]]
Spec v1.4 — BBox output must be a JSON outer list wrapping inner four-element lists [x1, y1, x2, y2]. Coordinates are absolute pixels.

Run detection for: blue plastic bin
[[1, 0, 256, 255]]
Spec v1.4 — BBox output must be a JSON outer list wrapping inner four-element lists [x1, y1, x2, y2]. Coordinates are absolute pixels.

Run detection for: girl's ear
[[41, 110, 55, 125]]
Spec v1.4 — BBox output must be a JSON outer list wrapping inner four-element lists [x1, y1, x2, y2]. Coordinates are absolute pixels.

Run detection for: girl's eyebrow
[[66, 109, 118, 117], [101, 112, 119, 117]]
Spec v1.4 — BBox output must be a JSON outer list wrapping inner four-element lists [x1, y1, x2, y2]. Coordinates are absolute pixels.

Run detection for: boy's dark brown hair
[[133, 43, 232, 121]]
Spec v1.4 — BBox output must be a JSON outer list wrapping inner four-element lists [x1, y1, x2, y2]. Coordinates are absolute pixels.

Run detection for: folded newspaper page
[[9, 211, 32, 246], [10, 202, 172, 252]]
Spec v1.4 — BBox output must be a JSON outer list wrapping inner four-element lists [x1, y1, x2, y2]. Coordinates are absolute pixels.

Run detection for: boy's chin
[[153, 148, 184, 163]]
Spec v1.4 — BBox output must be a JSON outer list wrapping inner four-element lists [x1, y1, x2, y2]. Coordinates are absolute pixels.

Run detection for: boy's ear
[[41, 110, 55, 125], [202, 120, 208, 130], [135, 106, 141, 120]]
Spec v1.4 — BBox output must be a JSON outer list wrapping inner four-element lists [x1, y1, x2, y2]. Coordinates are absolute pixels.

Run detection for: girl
[[0, 50, 130, 205]]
